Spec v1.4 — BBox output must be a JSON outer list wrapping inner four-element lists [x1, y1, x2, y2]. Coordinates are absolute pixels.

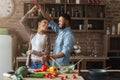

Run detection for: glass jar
[[106, 27, 110, 35], [112, 24, 116, 35], [76, 0, 80, 4]]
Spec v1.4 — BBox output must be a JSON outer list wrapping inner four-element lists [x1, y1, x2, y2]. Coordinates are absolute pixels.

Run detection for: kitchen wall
[[0, 0, 120, 56]]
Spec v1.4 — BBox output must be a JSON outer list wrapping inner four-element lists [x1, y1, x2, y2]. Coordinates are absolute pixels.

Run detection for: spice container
[[112, 24, 116, 35], [106, 27, 110, 35], [55, 0, 61, 3], [76, 0, 80, 4], [117, 23, 120, 35], [79, 24, 82, 30]]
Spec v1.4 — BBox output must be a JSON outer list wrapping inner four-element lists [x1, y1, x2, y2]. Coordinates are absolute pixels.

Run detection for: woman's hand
[[28, 5, 37, 13], [26, 50, 33, 56]]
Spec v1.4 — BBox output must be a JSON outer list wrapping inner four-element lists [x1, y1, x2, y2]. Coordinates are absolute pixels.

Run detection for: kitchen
[[0, 0, 120, 80]]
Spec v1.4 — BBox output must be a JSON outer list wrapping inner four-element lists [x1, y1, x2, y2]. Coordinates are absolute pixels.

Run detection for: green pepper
[[29, 72, 45, 78]]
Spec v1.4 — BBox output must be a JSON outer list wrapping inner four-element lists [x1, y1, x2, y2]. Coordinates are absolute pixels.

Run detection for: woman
[[20, 5, 50, 69]]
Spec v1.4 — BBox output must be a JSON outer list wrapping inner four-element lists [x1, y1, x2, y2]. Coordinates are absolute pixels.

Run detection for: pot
[[88, 69, 108, 79]]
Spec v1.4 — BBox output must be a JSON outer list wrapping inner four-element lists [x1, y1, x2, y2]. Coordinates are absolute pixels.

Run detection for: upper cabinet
[[24, 2, 106, 32]]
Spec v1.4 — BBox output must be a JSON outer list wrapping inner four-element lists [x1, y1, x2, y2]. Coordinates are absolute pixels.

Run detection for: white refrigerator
[[0, 35, 12, 80]]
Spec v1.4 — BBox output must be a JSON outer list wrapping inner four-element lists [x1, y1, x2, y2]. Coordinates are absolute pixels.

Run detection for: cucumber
[[29, 72, 45, 78]]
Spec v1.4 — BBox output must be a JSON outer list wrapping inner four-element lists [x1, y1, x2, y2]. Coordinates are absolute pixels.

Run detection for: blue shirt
[[49, 20, 75, 67]]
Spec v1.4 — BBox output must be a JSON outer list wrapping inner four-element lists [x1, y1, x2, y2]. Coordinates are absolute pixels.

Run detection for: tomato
[[45, 73, 51, 78], [65, 75, 68, 78], [49, 75, 52, 79], [72, 74, 76, 79], [60, 76, 64, 80], [53, 72, 59, 77]]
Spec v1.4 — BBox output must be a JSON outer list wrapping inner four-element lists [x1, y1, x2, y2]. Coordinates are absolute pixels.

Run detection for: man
[[38, 5, 75, 67]]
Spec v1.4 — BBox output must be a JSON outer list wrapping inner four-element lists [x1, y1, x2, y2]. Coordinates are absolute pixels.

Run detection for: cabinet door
[[66, 4, 85, 18], [87, 5, 105, 18], [66, 4, 86, 31], [109, 36, 120, 52], [86, 5, 105, 32], [87, 19, 105, 32], [45, 3, 65, 17]]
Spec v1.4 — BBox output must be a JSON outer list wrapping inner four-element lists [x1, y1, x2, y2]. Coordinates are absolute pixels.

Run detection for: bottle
[[76, 0, 80, 4], [51, 8, 55, 17], [71, 8, 74, 17], [55, 0, 61, 3], [79, 24, 82, 30], [117, 23, 120, 35], [106, 27, 110, 35], [112, 24, 116, 35]]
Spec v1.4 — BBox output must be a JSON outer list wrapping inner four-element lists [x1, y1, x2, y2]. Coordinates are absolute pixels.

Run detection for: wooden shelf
[[108, 50, 120, 53], [87, 30, 105, 33], [87, 18, 105, 20], [24, 3, 105, 32]]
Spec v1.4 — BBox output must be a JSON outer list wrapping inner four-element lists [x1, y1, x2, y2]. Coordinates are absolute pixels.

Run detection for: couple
[[20, 5, 75, 69]]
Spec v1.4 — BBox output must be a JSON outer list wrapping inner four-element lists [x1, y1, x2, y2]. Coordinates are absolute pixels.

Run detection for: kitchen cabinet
[[23, 2, 106, 32], [104, 35, 120, 69]]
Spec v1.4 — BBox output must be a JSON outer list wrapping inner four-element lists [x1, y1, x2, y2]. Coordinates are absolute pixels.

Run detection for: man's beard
[[59, 24, 66, 29], [60, 26, 66, 29]]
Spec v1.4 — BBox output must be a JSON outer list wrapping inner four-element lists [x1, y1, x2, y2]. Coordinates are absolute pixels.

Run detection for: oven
[[107, 52, 120, 69]]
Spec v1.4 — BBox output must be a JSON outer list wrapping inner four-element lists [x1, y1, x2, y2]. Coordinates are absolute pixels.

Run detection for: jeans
[[30, 62, 42, 69]]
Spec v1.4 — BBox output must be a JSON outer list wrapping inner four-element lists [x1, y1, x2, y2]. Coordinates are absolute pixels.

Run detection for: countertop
[[3, 70, 120, 80], [4, 71, 84, 80]]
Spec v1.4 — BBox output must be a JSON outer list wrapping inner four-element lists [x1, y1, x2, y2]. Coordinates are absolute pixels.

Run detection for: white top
[[31, 33, 46, 60]]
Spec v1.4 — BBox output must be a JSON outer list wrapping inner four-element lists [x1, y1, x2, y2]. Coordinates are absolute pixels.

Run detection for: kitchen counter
[[81, 70, 120, 80], [16, 55, 109, 69], [4, 72, 84, 80], [3, 70, 120, 80]]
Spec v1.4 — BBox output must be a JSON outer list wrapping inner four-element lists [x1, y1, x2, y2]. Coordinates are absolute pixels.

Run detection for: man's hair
[[60, 14, 71, 23]]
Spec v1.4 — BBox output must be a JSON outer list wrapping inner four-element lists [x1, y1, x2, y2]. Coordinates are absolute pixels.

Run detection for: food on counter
[[53, 71, 59, 77], [45, 71, 59, 79], [60, 76, 64, 80], [10, 66, 28, 80], [33, 69, 42, 72], [45, 73, 52, 78], [29, 72, 45, 78], [72, 74, 77, 79], [49, 66, 57, 73], [65, 75, 68, 79], [60, 66, 73, 73], [41, 64, 48, 71], [15, 66, 28, 77], [32, 64, 48, 73]]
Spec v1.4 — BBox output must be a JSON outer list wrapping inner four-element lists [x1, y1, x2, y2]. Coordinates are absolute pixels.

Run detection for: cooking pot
[[88, 69, 108, 80]]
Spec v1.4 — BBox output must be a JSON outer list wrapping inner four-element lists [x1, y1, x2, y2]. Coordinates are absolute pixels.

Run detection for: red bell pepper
[[33, 69, 42, 72], [41, 64, 48, 71]]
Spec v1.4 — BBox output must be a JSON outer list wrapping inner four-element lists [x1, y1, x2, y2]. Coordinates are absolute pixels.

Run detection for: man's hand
[[41, 54, 50, 62]]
